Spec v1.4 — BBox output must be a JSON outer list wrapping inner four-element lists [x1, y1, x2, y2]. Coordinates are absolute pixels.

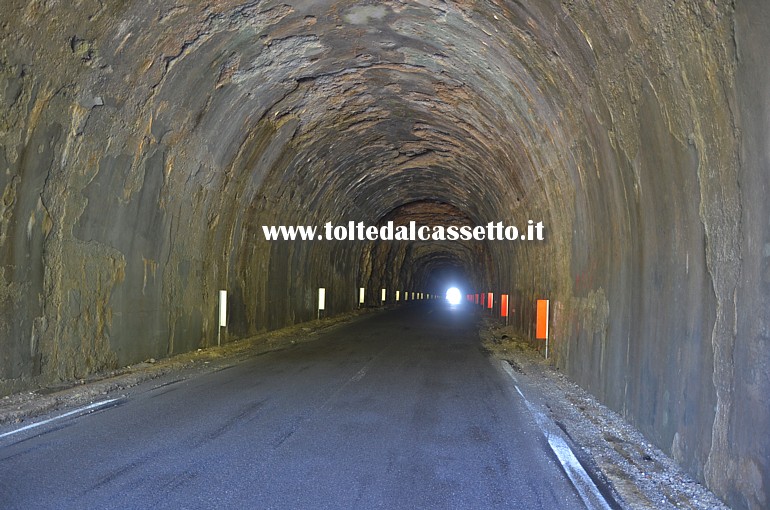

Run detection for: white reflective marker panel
[[359, 287, 365, 305], [381, 289, 386, 302], [219, 290, 227, 327], [318, 288, 326, 310], [396, 290, 400, 301]]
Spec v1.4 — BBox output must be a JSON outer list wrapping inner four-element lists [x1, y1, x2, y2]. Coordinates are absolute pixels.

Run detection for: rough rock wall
[[729, 1, 770, 507], [506, 2, 765, 508], [0, 1, 767, 507]]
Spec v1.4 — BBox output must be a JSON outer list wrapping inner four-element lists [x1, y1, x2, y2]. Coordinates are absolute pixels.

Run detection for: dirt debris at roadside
[[479, 317, 728, 510], [0, 309, 376, 427], [0, 308, 732, 510]]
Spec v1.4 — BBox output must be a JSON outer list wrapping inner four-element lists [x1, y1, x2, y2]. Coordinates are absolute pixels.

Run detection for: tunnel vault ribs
[[0, 1, 766, 508]]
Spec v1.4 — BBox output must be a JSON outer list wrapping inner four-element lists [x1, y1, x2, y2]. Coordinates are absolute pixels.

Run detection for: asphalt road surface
[[0, 302, 587, 509]]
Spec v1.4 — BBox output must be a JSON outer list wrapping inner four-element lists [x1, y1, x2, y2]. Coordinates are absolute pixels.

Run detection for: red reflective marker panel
[[487, 292, 493, 309], [536, 299, 551, 359], [536, 299, 549, 340], [500, 294, 509, 317]]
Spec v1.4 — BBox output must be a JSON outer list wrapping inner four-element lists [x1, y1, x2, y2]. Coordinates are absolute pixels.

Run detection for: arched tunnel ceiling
[[100, 0, 576, 311], [91, 0, 563, 218], [1, 1, 768, 508]]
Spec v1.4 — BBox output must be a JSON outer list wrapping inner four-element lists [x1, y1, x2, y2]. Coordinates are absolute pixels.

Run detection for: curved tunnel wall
[[0, 1, 767, 507]]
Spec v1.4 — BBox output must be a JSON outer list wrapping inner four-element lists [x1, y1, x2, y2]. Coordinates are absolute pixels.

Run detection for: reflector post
[[219, 290, 227, 327], [536, 299, 549, 339], [536, 299, 550, 359], [218, 290, 227, 347]]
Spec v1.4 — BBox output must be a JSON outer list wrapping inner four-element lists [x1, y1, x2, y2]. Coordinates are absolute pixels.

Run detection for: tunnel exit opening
[[356, 200, 493, 307], [446, 287, 462, 306]]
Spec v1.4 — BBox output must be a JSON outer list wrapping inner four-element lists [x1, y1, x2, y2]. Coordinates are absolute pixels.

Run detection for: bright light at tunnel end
[[446, 287, 462, 306]]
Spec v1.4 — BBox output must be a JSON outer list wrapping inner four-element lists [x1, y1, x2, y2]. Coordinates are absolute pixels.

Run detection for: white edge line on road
[[500, 360, 613, 510], [0, 398, 120, 440], [549, 434, 613, 510], [500, 360, 519, 383]]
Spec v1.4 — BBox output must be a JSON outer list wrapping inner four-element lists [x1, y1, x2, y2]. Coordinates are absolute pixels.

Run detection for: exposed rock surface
[[0, 1, 767, 508]]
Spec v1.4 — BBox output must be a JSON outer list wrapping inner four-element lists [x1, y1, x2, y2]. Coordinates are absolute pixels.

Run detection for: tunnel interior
[[1, 1, 768, 508]]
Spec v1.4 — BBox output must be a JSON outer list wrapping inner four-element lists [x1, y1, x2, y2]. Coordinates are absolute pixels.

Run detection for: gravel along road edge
[[480, 317, 729, 510]]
